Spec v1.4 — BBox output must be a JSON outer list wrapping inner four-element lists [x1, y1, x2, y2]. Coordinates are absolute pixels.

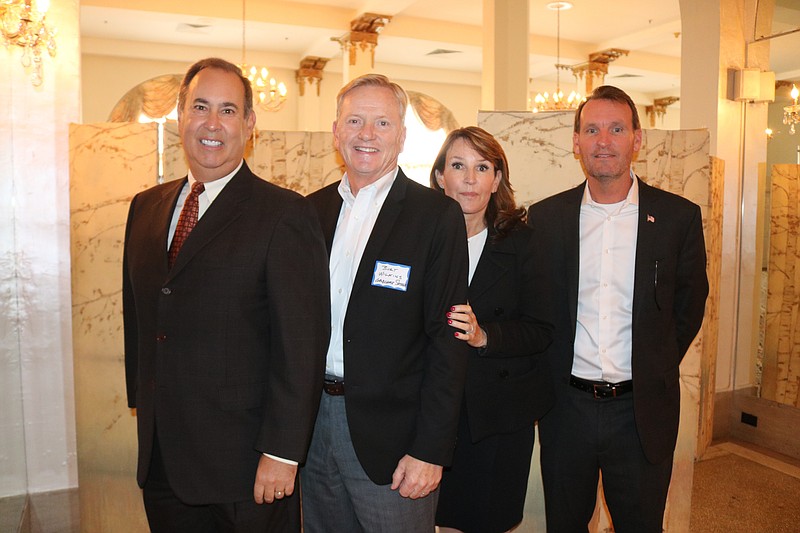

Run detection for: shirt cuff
[[262, 453, 298, 466]]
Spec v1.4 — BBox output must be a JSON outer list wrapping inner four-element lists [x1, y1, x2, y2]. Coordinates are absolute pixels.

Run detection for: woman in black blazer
[[431, 127, 554, 533]]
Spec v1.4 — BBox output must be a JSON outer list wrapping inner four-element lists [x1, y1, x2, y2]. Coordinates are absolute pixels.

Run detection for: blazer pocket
[[218, 383, 264, 411]]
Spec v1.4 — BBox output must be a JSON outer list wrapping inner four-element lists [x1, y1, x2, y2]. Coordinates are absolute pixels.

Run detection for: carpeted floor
[[690, 445, 800, 533]]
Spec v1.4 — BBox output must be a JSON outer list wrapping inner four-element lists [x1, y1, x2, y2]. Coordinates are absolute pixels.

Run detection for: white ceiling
[[80, 0, 800, 99]]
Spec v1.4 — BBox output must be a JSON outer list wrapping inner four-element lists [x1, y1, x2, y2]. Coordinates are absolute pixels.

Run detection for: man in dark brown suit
[[122, 57, 329, 533]]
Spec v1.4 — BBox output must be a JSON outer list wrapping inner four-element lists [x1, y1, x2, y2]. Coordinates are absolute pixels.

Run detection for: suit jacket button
[[161, 287, 171, 295], [494, 307, 504, 316], [499, 369, 509, 379]]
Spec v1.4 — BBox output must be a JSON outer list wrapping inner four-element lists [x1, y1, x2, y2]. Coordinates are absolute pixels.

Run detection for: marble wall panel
[[478, 110, 719, 533], [477, 111, 581, 206], [70, 122, 156, 532], [697, 157, 725, 457], [248, 131, 344, 195], [162, 122, 186, 185], [765, 165, 800, 408], [160, 123, 344, 193]]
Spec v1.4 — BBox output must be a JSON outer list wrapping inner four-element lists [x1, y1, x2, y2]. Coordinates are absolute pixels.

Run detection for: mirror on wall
[[757, 0, 800, 405]]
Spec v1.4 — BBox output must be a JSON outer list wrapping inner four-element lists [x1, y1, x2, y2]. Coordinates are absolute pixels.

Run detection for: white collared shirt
[[467, 228, 488, 285], [166, 161, 243, 249], [326, 168, 399, 378], [572, 172, 639, 383]]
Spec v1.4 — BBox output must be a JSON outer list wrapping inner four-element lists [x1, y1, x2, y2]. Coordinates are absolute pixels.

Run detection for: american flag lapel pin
[[647, 214, 655, 223]]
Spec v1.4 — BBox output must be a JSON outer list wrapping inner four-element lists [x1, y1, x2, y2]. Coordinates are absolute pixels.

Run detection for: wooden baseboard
[[713, 389, 800, 461]]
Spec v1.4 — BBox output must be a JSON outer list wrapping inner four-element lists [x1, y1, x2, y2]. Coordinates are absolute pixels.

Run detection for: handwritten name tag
[[371, 261, 411, 292]]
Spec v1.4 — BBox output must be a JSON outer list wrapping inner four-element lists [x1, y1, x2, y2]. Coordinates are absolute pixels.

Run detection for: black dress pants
[[539, 384, 673, 533]]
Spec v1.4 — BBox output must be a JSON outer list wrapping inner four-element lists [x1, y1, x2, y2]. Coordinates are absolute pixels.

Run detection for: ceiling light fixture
[[238, 0, 287, 112], [531, 2, 581, 113], [1, 0, 57, 86]]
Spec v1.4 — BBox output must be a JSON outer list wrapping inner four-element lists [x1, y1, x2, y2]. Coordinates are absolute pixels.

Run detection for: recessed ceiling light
[[546, 2, 573, 10]]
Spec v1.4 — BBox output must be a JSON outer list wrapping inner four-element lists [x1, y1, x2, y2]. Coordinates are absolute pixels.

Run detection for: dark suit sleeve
[[409, 200, 470, 466], [122, 195, 139, 409], [255, 197, 330, 463], [674, 204, 709, 359], [481, 230, 553, 358]]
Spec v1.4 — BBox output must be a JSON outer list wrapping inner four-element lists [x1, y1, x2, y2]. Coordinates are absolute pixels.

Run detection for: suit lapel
[[166, 165, 252, 278], [350, 170, 408, 296], [148, 178, 187, 274], [633, 178, 660, 323], [468, 229, 509, 302], [318, 186, 344, 253], [564, 183, 584, 335]]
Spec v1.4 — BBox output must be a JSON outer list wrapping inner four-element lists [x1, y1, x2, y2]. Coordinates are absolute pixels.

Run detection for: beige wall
[[81, 54, 190, 123]]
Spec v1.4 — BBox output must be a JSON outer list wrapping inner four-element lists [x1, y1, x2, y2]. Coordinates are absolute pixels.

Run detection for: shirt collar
[[338, 167, 399, 207], [187, 160, 244, 203], [581, 169, 639, 208]]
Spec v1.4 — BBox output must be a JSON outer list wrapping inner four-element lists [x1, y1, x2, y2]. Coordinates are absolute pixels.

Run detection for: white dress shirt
[[467, 228, 488, 285], [572, 173, 639, 383], [326, 169, 398, 378]]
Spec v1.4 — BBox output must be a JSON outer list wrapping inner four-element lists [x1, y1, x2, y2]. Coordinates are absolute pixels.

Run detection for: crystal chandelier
[[1, 0, 57, 86], [783, 84, 800, 135], [237, 0, 287, 112], [241, 64, 287, 112], [531, 2, 581, 113]]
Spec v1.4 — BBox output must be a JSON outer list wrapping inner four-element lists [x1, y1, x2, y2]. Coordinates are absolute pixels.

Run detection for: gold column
[[482, 0, 529, 111]]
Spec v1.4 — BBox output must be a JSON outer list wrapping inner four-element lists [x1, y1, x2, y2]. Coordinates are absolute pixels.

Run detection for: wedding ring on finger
[[275, 490, 284, 497]]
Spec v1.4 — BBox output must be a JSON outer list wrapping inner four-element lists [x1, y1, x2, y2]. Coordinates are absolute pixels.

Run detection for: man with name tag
[[302, 74, 470, 532], [527, 85, 708, 533]]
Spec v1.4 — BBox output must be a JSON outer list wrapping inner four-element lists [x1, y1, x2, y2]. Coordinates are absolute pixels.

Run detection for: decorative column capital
[[296, 56, 330, 97], [331, 13, 392, 68], [645, 96, 680, 127], [569, 48, 629, 95]]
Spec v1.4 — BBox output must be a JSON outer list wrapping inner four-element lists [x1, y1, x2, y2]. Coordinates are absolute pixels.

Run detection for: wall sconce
[[784, 85, 800, 135], [727, 68, 775, 103], [0, 0, 57, 86]]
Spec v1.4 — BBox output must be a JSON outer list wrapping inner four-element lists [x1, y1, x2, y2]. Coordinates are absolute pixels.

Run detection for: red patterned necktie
[[168, 181, 205, 268]]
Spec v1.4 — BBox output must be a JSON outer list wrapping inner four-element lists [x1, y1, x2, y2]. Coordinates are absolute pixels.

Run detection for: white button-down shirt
[[326, 169, 398, 378], [572, 173, 639, 383]]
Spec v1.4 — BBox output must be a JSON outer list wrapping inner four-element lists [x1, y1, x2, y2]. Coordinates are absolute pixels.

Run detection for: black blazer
[[527, 178, 708, 464], [123, 163, 330, 504], [307, 169, 471, 484], [463, 224, 554, 443]]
